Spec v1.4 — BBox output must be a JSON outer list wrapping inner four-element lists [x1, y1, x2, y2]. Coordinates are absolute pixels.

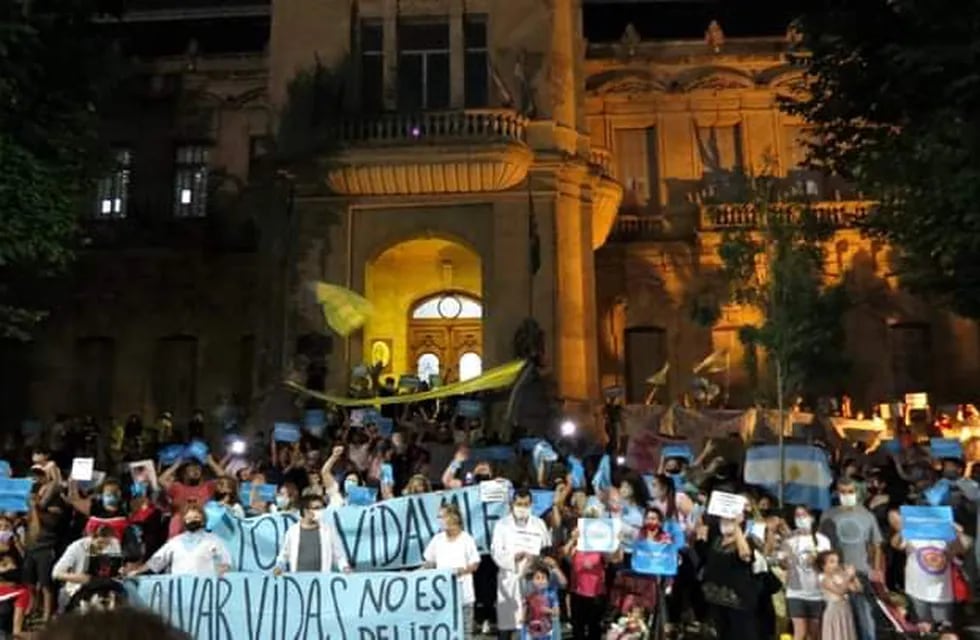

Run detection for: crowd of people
[[0, 394, 978, 640]]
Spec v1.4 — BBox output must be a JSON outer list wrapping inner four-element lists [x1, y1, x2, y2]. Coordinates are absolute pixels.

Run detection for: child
[[522, 558, 566, 640], [816, 551, 859, 640], [605, 604, 649, 640]]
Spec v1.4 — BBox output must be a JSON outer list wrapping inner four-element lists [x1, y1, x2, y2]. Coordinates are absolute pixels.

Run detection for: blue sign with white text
[[129, 570, 463, 640], [900, 505, 956, 542]]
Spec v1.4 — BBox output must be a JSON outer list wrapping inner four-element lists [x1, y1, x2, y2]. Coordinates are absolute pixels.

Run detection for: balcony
[[607, 215, 665, 244], [322, 109, 533, 196], [698, 201, 875, 231]]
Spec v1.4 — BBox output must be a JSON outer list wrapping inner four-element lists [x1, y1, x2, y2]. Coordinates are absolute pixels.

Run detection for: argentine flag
[[744, 445, 832, 511]]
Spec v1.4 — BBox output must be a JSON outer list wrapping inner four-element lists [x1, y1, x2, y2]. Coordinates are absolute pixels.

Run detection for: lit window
[[411, 293, 482, 319], [94, 150, 131, 219], [173, 145, 209, 218], [459, 352, 482, 381], [417, 353, 440, 383]]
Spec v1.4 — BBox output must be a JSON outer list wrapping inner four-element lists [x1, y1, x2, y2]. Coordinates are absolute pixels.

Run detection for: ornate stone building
[[12, 0, 980, 434]]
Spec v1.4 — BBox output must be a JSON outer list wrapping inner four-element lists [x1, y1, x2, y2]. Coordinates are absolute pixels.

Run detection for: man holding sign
[[491, 488, 551, 639]]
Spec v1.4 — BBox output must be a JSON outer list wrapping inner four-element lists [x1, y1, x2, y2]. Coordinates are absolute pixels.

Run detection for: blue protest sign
[[592, 454, 612, 492], [238, 483, 277, 507], [901, 505, 956, 541], [930, 438, 964, 460], [347, 486, 377, 506], [398, 375, 420, 391], [568, 456, 586, 489], [661, 443, 694, 462], [923, 480, 951, 506], [532, 441, 558, 470], [273, 423, 301, 444], [206, 485, 508, 572], [186, 440, 210, 464], [0, 478, 32, 512], [0, 461, 11, 479], [204, 501, 234, 532], [530, 490, 554, 518], [880, 439, 901, 455], [376, 417, 394, 437], [577, 517, 619, 552], [158, 444, 185, 466], [518, 438, 543, 452], [303, 410, 326, 438], [128, 570, 464, 640], [632, 540, 678, 576], [456, 400, 483, 418], [380, 463, 394, 487]]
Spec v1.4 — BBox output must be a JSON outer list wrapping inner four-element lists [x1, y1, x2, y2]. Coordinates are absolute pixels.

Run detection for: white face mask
[[512, 506, 531, 521], [795, 516, 813, 531], [452, 430, 467, 445], [839, 493, 858, 508]]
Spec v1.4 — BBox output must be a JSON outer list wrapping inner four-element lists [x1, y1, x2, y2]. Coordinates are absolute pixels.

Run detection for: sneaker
[[480, 620, 491, 636]]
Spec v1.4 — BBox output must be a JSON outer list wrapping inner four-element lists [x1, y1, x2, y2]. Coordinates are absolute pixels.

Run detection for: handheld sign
[[905, 392, 928, 410], [185, 440, 210, 464], [346, 486, 377, 506], [456, 400, 483, 418], [303, 410, 326, 438], [479, 480, 509, 503], [238, 482, 277, 507], [158, 444, 185, 466], [632, 540, 678, 576], [661, 443, 694, 462], [398, 375, 420, 392], [376, 417, 394, 437], [0, 461, 11, 479], [0, 478, 32, 513], [530, 490, 554, 518], [707, 491, 747, 519], [273, 422, 301, 444], [577, 518, 620, 553], [379, 463, 395, 487], [70, 457, 95, 482], [930, 438, 964, 460], [900, 505, 955, 541]]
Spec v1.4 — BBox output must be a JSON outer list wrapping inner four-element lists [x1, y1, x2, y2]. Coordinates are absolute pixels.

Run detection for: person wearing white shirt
[[275, 495, 350, 574], [780, 506, 831, 640], [125, 505, 231, 576], [491, 488, 551, 639], [51, 526, 122, 603], [423, 504, 480, 639]]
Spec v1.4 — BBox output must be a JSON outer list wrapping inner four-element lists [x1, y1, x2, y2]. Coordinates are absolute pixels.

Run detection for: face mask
[[513, 506, 530, 521], [275, 495, 291, 509], [720, 522, 736, 535], [839, 493, 858, 508], [344, 479, 358, 495], [131, 483, 147, 498], [474, 473, 491, 483], [184, 520, 204, 533], [0, 569, 19, 583], [102, 493, 119, 508], [0, 531, 13, 544], [795, 516, 813, 531]]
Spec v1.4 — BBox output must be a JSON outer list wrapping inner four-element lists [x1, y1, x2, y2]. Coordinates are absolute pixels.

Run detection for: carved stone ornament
[[687, 75, 749, 92], [618, 23, 642, 59], [705, 20, 725, 53]]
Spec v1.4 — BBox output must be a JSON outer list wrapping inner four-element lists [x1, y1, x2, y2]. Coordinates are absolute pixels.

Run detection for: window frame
[[397, 18, 451, 111], [94, 149, 132, 220], [172, 144, 210, 219]]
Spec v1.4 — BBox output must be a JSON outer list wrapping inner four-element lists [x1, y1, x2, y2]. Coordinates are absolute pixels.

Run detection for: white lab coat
[[490, 513, 551, 630], [276, 521, 349, 573]]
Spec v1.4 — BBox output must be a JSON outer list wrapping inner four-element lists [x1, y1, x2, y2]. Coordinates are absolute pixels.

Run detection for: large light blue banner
[[209, 485, 508, 572], [129, 570, 462, 640]]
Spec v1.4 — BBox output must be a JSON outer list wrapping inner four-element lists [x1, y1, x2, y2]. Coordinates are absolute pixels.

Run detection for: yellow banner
[[284, 360, 528, 407]]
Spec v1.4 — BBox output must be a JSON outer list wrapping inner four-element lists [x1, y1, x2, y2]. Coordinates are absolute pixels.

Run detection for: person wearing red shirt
[[0, 551, 30, 638], [159, 456, 227, 539]]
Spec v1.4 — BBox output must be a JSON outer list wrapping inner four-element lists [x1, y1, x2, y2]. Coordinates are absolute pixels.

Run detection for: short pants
[[786, 597, 824, 619], [23, 546, 57, 588], [909, 597, 953, 624]]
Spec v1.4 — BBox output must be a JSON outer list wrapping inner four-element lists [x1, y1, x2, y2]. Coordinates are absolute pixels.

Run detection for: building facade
[[13, 0, 980, 434]]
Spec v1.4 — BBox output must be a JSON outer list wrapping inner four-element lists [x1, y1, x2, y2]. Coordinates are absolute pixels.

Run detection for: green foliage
[[783, 0, 980, 318], [0, 2, 118, 338], [712, 175, 851, 403]]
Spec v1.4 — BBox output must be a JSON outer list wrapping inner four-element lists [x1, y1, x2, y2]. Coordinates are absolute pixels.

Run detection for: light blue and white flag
[[592, 454, 612, 492], [744, 445, 832, 511]]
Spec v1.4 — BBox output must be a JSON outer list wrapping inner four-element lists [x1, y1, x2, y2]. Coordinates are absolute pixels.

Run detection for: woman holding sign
[[695, 510, 756, 640]]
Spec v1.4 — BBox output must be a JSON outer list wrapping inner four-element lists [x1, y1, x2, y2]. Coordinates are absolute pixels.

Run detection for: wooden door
[[409, 320, 482, 384]]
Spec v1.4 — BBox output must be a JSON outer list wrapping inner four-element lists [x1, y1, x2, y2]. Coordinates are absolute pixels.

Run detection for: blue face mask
[[130, 483, 147, 498], [344, 479, 358, 495], [102, 493, 119, 507]]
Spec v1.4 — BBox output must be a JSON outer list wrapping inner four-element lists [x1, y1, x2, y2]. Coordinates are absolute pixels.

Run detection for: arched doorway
[[364, 237, 482, 380], [408, 292, 483, 384]]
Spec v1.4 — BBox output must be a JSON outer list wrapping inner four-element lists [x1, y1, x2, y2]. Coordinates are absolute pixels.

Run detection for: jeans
[[851, 575, 876, 640]]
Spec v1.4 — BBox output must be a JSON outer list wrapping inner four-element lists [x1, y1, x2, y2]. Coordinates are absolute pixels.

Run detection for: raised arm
[[158, 459, 184, 490], [320, 446, 344, 493]]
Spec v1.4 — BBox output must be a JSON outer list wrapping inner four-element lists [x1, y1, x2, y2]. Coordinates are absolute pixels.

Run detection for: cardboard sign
[[456, 400, 483, 418], [70, 457, 94, 482], [905, 392, 928, 410], [577, 517, 620, 552], [273, 422, 301, 443], [901, 505, 955, 541], [479, 479, 510, 503], [707, 491, 747, 519], [129, 460, 158, 491], [930, 438, 964, 460], [632, 540, 678, 576]]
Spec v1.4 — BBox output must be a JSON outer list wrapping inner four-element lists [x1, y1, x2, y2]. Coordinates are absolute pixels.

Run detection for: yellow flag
[[693, 349, 728, 375], [646, 362, 669, 386], [310, 282, 373, 337], [286, 360, 527, 407]]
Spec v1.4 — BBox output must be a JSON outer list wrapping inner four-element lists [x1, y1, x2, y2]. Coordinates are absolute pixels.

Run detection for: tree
[[0, 1, 118, 339], [783, 0, 980, 318], [701, 174, 851, 407]]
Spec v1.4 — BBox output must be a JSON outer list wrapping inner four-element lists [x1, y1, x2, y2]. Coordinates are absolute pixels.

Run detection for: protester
[[781, 505, 832, 640], [816, 550, 859, 640], [422, 504, 480, 638], [37, 608, 191, 640], [51, 525, 121, 607], [274, 495, 348, 574], [124, 506, 230, 577]]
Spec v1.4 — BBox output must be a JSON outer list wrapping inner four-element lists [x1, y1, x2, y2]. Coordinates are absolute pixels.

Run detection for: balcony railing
[[607, 215, 665, 243], [698, 201, 875, 231], [589, 147, 613, 176], [328, 109, 528, 146]]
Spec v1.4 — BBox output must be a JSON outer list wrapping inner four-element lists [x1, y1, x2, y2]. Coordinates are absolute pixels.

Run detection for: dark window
[[360, 20, 384, 112], [624, 326, 667, 404], [889, 323, 930, 396], [614, 127, 659, 212], [94, 150, 131, 219], [173, 145, 209, 218], [74, 337, 115, 418], [153, 335, 198, 422], [464, 15, 488, 108], [397, 20, 450, 110]]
